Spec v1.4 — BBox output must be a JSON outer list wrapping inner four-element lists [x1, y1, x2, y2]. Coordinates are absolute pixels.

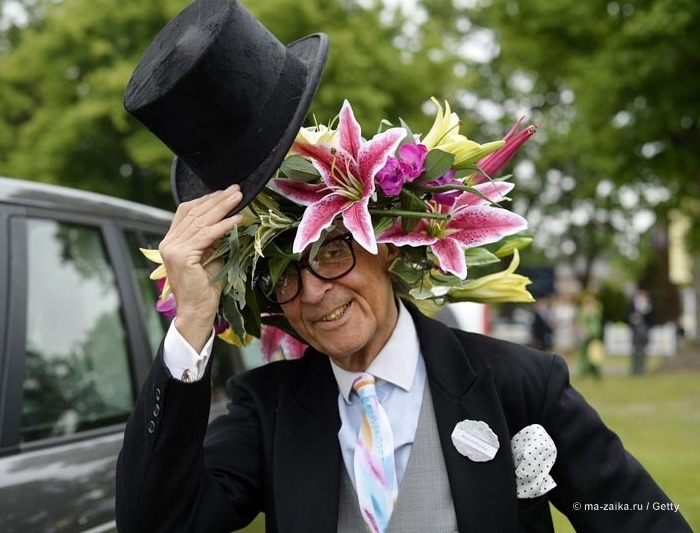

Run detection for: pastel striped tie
[[352, 373, 398, 533]]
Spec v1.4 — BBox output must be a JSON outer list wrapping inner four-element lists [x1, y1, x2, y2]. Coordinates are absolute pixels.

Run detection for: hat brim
[[171, 32, 329, 211]]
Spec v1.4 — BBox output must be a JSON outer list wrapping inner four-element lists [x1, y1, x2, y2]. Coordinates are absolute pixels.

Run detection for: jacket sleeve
[[541, 355, 691, 532], [115, 345, 263, 533]]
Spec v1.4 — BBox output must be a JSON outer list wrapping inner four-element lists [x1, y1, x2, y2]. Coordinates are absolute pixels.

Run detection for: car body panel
[[0, 433, 122, 532]]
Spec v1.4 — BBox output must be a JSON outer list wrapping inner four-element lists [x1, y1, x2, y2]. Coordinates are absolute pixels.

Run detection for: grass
[[239, 356, 700, 532], [551, 355, 700, 531], [240, 515, 265, 532]]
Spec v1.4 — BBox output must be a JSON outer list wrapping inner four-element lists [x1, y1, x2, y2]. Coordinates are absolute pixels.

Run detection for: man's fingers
[[171, 184, 243, 236], [171, 189, 215, 226]]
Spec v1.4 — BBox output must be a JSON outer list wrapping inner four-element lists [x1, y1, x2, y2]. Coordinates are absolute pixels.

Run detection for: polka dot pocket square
[[510, 424, 557, 499]]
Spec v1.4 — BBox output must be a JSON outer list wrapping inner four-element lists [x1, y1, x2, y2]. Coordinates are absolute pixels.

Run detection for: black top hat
[[123, 0, 328, 211]]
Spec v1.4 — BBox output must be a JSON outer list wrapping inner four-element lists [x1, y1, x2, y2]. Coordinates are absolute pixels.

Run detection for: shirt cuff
[[163, 319, 215, 382]]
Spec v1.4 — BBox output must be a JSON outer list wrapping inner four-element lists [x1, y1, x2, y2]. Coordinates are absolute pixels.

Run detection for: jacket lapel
[[409, 306, 518, 532], [272, 353, 342, 533]]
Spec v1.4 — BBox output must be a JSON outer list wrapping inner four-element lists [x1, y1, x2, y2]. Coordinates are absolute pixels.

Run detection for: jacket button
[[155, 387, 162, 401], [147, 420, 156, 434], [153, 404, 161, 418]]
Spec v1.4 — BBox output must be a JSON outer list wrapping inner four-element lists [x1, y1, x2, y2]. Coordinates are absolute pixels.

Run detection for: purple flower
[[397, 143, 428, 181], [423, 168, 461, 206], [214, 315, 229, 335], [155, 277, 177, 317], [376, 157, 405, 196], [376, 143, 428, 196], [156, 292, 177, 317]]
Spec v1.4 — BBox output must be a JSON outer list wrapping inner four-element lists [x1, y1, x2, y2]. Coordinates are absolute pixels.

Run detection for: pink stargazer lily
[[377, 182, 526, 278], [472, 118, 538, 184], [271, 100, 405, 254], [260, 325, 308, 363]]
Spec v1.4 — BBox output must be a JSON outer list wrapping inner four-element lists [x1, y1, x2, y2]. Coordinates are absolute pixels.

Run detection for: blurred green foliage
[[468, 0, 700, 284]]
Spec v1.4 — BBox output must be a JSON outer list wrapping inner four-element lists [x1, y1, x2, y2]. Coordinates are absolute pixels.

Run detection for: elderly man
[[115, 184, 691, 533], [116, 1, 690, 531]]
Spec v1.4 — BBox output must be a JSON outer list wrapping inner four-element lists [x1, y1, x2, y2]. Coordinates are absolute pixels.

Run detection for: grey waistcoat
[[337, 383, 459, 533]]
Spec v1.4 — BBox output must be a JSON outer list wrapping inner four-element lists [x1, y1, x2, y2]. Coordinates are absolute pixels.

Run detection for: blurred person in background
[[550, 292, 578, 360], [530, 296, 554, 351], [576, 292, 604, 379], [628, 288, 653, 375]]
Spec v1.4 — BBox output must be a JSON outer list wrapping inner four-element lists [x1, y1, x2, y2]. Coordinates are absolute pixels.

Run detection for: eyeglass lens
[[259, 234, 355, 304]]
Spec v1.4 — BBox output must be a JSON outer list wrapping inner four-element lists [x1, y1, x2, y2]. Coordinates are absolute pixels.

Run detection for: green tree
[[463, 0, 700, 333], [0, 0, 187, 205], [465, 0, 700, 256]]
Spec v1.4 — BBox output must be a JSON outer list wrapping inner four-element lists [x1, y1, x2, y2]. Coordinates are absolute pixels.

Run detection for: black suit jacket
[[116, 305, 691, 532]]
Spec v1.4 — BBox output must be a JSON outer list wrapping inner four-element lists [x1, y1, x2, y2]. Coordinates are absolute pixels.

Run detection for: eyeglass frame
[[256, 232, 356, 305]]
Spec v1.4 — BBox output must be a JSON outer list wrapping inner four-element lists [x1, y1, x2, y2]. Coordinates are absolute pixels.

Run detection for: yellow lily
[[217, 326, 255, 347], [447, 249, 534, 304], [295, 123, 338, 145], [140, 248, 171, 299], [421, 97, 504, 168]]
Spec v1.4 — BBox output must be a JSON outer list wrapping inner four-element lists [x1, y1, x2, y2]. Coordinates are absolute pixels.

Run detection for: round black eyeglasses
[[257, 233, 356, 305]]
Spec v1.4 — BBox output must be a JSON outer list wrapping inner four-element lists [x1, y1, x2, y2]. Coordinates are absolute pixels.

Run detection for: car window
[[21, 218, 133, 442], [125, 230, 169, 357]]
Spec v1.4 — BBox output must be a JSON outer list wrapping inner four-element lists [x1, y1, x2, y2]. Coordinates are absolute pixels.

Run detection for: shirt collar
[[331, 300, 420, 404]]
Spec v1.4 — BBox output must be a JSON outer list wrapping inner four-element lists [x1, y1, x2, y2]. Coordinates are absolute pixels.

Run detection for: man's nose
[[298, 268, 332, 303]]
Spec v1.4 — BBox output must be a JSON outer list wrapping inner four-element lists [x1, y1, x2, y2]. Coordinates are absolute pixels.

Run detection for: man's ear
[[383, 243, 401, 265]]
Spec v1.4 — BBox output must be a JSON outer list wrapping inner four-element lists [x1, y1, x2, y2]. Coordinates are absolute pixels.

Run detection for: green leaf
[[372, 215, 395, 235], [489, 235, 533, 258], [409, 285, 435, 300], [399, 189, 426, 233], [464, 247, 500, 266], [417, 149, 455, 182], [399, 117, 414, 138], [279, 155, 320, 182], [390, 258, 424, 284], [242, 289, 262, 339], [222, 295, 247, 344], [267, 255, 293, 285]]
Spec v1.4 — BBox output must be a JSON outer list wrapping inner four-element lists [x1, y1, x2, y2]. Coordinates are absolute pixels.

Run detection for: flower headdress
[[143, 98, 537, 361]]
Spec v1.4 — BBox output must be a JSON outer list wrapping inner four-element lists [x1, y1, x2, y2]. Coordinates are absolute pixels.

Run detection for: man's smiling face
[[280, 235, 399, 372]]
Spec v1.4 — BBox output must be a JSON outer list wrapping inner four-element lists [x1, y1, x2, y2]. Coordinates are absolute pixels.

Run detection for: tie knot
[[352, 373, 377, 400]]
